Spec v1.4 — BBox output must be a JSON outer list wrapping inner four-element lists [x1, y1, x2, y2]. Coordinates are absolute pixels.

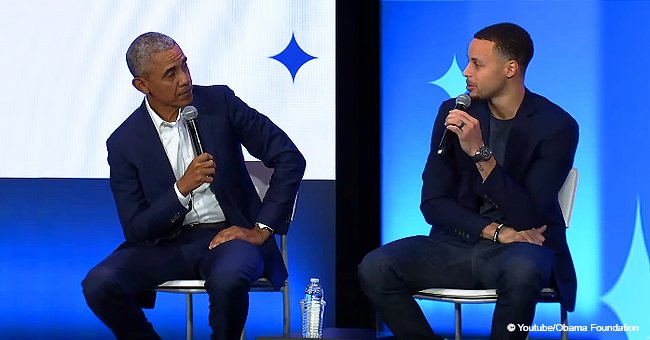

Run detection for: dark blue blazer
[[421, 89, 579, 311], [106, 85, 306, 289]]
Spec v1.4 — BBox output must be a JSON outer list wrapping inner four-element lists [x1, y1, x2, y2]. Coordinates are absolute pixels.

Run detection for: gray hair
[[126, 32, 177, 77]]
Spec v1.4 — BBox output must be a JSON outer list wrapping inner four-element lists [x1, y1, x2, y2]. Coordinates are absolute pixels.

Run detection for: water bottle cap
[[310, 278, 319, 283]]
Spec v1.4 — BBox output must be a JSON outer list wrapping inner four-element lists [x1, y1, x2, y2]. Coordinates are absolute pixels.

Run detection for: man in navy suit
[[359, 23, 578, 340], [82, 32, 305, 340]]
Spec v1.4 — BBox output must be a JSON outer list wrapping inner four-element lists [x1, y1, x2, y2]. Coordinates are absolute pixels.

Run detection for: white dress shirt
[[145, 98, 226, 225]]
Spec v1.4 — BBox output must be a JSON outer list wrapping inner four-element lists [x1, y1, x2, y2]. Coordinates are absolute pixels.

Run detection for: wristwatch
[[472, 145, 493, 163], [256, 222, 274, 235]]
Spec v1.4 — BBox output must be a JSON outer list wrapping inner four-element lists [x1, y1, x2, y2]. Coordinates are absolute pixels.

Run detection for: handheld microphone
[[181, 106, 204, 156], [181, 105, 214, 193], [437, 94, 472, 156]]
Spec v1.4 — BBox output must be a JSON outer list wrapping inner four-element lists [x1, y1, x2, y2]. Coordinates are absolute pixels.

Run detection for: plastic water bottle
[[301, 278, 325, 338]]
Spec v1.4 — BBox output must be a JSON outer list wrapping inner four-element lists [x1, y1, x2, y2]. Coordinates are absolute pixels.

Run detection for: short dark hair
[[474, 23, 534, 73], [126, 32, 177, 77]]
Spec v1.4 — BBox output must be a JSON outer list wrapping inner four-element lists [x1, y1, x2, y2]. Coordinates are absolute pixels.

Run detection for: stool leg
[[186, 293, 193, 340], [283, 284, 290, 336], [455, 303, 462, 340], [561, 306, 568, 340]]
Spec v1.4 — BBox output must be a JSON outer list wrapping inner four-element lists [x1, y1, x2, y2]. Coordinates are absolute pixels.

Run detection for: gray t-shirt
[[479, 114, 515, 221]]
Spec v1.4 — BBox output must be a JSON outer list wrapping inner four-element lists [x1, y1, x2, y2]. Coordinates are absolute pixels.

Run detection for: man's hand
[[498, 225, 547, 246], [208, 225, 271, 249], [446, 109, 497, 180], [481, 223, 547, 246], [445, 109, 484, 157], [177, 153, 215, 196]]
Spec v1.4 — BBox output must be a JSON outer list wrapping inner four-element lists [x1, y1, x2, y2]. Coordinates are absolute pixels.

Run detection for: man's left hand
[[208, 225, 270, 249], [445, 109, 484, 156]]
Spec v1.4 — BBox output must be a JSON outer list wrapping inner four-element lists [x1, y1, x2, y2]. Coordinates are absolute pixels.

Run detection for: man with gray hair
[[126, 32, 176, 77], [82, 32, 305, 340]]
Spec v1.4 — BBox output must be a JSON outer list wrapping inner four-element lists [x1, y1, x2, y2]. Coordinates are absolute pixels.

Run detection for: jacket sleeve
[[477, 118, 578, 230], [420, 102, 492, 243], [107, 138, 189, 243], [223, 87, 306, 235]]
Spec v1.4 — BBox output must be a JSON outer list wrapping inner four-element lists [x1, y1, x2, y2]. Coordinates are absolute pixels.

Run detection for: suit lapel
[[134, 102, 176, 183], [503, 89, 536, 172], [195, 115, 216, 160], [188, 91, 216, 155]]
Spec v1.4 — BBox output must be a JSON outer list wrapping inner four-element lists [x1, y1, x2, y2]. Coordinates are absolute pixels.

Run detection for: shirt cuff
[[256, 222, 274, 234], [174, 183, 191, 209]]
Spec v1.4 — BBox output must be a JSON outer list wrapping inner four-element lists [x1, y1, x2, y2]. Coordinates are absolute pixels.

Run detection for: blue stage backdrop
[[0, 179, 334, 339], [0, 1, 336, 339], [381, 1, 649, 339]]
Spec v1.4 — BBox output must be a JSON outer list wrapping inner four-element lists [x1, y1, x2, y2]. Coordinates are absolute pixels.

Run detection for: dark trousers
[[358, 234, 553, 340], [82, 227, 265, 340]]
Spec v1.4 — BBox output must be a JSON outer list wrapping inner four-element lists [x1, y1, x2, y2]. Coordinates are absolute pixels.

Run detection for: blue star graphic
[[270, 33, 316, 82]]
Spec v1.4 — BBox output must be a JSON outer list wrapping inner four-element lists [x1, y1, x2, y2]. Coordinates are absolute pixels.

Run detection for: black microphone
[[181, 106, 204, 156], [181, 105, 214, 194], [437, 94, 472, 156]]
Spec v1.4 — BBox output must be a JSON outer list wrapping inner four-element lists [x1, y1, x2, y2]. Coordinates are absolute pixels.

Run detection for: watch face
[[480, 146, 492, 160]]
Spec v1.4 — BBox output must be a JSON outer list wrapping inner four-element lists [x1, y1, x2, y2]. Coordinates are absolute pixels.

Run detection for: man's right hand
[[177, 153, 216, 196]]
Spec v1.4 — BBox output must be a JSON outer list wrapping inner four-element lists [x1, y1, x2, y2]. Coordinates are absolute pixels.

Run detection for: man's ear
[[132, 77, 149, 95], [505, 60, 519, 79]]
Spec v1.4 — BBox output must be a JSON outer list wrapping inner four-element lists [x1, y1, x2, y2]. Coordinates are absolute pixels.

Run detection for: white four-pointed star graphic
[[430, 55, 466, 99], [601, 197, 650, 340]]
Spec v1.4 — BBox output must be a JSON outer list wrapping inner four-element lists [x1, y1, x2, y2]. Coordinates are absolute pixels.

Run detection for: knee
[[500, 255, 550, 291], [204, 268, 252, 295], [358, 248, 394, 290], [81, 266, 121, 302]]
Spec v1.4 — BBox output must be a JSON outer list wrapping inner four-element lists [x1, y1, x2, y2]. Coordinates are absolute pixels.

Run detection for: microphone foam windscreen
[[455, 94, 471, 108], [181, 106, 198, 120]]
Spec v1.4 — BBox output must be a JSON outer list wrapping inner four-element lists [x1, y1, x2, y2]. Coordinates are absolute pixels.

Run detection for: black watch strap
[[472, 145, 493, 163]]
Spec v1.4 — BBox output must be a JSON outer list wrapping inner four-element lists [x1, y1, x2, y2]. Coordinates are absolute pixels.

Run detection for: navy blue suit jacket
[[107, 85, 306, 289], [421, 89, 578, 311]]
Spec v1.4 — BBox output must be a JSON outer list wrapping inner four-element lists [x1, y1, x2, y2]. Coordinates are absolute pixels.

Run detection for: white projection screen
[[0, 1, 335, 180]]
